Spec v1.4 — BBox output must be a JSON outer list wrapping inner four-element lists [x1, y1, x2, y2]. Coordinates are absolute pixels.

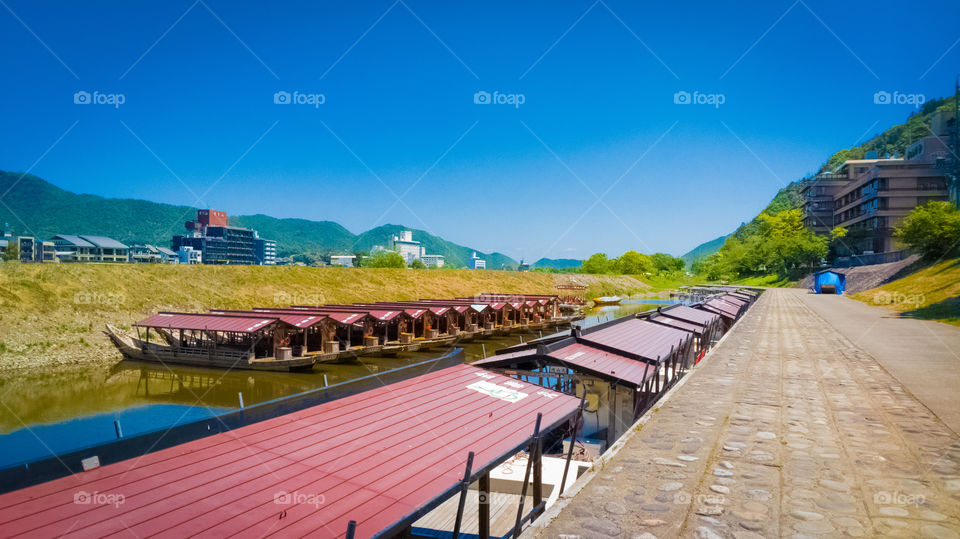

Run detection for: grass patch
[[851, 258, 960, 326], [731, 274, 792, 287]]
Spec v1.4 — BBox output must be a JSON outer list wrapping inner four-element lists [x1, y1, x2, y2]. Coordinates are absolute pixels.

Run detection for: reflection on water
[[0, 300, 666, 465]]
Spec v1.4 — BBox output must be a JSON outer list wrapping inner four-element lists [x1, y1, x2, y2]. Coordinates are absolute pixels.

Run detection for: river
[[0, 299, 677, 468]]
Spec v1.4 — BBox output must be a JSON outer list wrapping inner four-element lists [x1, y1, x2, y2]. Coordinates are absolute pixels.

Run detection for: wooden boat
[[105, 324, 316, 372], [593, 296, 623, 306]]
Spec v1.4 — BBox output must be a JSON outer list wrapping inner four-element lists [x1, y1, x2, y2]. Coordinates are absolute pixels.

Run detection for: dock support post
[[479, 472, 490, 539], [346, 520, 356, 539], [607, 382, 617, 449], [323, 374, 328, 387], [452, 451, 474, 539], [532, 435, 543, 507], [513, 413, 542, 538], [560, 392, 586, 496], [238, 392, 244, 409], [114, 420, 123, 439], [481, 343, 486, 359]]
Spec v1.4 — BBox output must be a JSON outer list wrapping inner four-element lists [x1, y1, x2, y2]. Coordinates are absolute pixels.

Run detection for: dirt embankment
[[0, 264, 648, 371]]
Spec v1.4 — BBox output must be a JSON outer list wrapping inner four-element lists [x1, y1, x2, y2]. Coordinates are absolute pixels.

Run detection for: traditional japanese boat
[[592, 296, 623, 306], [105, 324, 316, 372]]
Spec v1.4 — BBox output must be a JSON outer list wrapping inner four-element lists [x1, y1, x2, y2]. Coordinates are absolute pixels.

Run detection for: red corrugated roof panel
[[0, 364, 579, 538], [324, 312, 369, 324], [136, 312, 277, 333], [428, 306, 450, 315], [275, 314, 326, 328], [704, 299, 739, 318], [365, 310, 404, 321], [472, 349, 540, 366], [650, 316, 702, 334], [659, 306, 718, 326], [404, 308, 428, 319], [580, 318, 689, 362], [549, 343, 654, 387], [720, 295, 747, 307]]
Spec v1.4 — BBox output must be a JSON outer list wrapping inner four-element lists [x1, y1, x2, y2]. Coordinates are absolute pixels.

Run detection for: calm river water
[[0, 299, 676, 467]]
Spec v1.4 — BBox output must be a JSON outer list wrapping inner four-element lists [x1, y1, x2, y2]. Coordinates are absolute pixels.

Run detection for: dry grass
[[0, 263, 648, 370]]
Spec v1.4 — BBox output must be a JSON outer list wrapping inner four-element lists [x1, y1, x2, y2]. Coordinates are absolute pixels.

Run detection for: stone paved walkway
[[537, 288, 960, 538]]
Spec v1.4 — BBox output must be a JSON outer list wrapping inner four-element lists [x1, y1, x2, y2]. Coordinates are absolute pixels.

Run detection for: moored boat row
[[106, 293, 585, 371]]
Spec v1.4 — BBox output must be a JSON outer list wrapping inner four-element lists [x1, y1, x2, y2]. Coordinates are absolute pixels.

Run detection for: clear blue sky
[[1, 0, 958, 259]]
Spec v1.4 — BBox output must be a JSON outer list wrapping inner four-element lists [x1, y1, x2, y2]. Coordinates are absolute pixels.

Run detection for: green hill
[[680, 234, 730, 265], [532, 258, 582, 269], [0, 171, 518, 267], [697, 92, 958, 277], [353, 224, 517, 269]]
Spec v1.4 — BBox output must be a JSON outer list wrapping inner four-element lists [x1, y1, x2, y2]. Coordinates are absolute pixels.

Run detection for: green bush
[[895, 201, 960, 259]]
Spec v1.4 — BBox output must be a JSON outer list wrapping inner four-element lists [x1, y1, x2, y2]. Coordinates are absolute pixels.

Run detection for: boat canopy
[[580, 318, 691, 364], [0, 364, 580, 538], [473, 340, 656, 389], [134, 312, 278, 333]]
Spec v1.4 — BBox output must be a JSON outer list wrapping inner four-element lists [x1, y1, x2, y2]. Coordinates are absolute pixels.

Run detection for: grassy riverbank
[[0, 263, 650, 370], [850, 258, 960, 326]]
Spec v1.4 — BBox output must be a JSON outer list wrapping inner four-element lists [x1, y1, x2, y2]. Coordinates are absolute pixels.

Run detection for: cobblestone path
[[537, 288, 960, 538]]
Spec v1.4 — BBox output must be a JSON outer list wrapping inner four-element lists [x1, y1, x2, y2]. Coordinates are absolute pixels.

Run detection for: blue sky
[[1, 0, 958, 259]]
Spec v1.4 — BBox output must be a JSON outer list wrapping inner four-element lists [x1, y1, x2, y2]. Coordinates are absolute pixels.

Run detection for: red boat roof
[[209, 310, 328, 329], [549, 343, 655, 387], [275, 313, 326, 328], [704, 299, 739, 319], [472, 343, 655, 388], [428, 306, 451, 315], [135, 312, 277, 333], [0, 364, 579, 539], [658, 305, 718, 326], [404, 308, 428, 319], [720, 295, 747, 306], [650, 316, 703, 334], [581, 318, 689, 362], [323, 311, 369, 324]]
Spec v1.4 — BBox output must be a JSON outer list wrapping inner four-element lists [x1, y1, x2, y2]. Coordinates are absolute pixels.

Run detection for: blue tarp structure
[[814, 270, 846, 294]]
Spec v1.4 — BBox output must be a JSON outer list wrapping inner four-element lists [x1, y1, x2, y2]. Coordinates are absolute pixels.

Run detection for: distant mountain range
[[0, 171, 518, 268], [531, 258, 582, 269]]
